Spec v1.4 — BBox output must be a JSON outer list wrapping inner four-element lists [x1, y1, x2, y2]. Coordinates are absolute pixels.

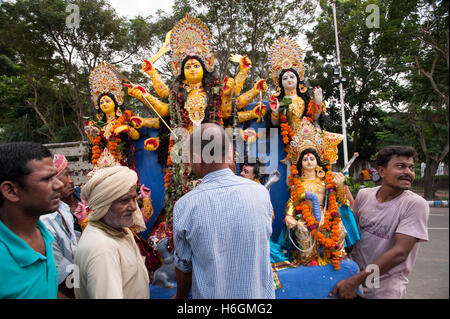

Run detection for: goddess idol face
[[184, 58, 204, 84], [301, 152, 318, 172], [281, 70, 298, 93], [99, 95, 116, 116]]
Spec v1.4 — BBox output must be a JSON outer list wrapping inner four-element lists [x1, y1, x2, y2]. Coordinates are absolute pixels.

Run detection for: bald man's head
[[187, 123, 233, 177]]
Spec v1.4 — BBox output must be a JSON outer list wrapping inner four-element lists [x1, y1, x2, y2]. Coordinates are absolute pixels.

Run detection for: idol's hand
[[140, 184, 151, 199], [333, 172, 346, 189], [251, 103, 267, 123], [240, 55, 252, 70], [285, 216, 297, 230], [124, 83, 147, 100], [269, 95, 279, 113], [313, 86, 323, 105], [222, 76, 234, 95], [254, 79, 267, 93], [142, 59, 153, 73], [130, 116, 144, 129], [84, 125, 100, 138], [144, 137, 160, 151], [114, 125, 129, 136]]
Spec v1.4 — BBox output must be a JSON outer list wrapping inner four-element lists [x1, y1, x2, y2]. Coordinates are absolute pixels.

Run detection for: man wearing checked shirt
[[173, 123, 275, 299]]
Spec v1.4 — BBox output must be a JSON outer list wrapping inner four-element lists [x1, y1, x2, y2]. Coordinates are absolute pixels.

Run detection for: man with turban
[[74, 166, 150, 299], [50, 154, 88, 229]]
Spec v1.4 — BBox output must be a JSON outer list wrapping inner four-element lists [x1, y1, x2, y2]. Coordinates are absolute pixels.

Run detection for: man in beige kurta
[[74, 166, 149, 299]]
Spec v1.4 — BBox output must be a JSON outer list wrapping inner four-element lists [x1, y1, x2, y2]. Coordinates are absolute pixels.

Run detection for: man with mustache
[[331, 145, 429, 299], [40, 154, 84, 298], [74, 165, 150, 299], [0, 142, 63, 298]]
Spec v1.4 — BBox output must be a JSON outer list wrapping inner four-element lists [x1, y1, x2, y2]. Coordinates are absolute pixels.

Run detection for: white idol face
[[281, 70, 297, 93]]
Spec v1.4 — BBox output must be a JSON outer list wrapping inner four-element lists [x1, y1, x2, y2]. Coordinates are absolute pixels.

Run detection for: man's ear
[[377, 166, 385, 179], [0, 181, 20, 203]]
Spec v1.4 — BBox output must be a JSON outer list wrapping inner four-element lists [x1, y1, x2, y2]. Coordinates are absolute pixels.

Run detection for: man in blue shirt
[[173, 124, 275, 299], [0, 142, 62, 299]]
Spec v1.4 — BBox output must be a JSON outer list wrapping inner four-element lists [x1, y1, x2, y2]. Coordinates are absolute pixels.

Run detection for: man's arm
[[174, 267, 192, 299], [330, 233, 418, 299]]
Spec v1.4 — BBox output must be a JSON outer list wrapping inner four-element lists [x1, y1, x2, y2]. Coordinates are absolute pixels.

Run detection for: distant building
[[420, 162, 448, 177]]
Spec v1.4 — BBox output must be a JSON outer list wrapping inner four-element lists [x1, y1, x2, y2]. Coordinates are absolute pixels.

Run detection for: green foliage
[[344, 176, 361, 198]]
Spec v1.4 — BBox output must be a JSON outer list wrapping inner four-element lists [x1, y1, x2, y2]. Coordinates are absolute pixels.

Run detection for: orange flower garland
[[90, 110, 136, 166], [164, 138, 175, 189], [288, 157, 342, 270], [91, 136, 102, 166], [280, 114, 294, 145]]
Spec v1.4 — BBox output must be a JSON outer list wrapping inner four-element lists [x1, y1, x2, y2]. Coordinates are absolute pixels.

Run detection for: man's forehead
[[388, 155, 415, 165], [117, 186, 137, 198], [27, 157, 57, 174]]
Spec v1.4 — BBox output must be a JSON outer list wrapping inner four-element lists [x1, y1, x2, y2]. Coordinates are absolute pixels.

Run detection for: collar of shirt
[[89, 220, 128, 238], [0, 219, 54, 267], [201, 168, 234, 185]]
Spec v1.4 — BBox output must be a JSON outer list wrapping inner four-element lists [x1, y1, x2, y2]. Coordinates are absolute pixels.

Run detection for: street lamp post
[[332, 0, 349, 170]]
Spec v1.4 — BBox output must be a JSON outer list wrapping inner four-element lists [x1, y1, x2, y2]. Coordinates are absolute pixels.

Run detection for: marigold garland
[[289, 157, 342, 270], [164, 138, 175, 189], [280, 114, 294, 145], [90, 110, 136, 166]]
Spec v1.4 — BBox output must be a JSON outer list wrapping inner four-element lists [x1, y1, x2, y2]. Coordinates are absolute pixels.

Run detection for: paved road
[[405, 206, 449, 299]]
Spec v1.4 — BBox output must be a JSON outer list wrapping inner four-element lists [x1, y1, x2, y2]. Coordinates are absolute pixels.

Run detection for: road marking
[[430, 214, 445, 216], [428, 227, 449, 230]]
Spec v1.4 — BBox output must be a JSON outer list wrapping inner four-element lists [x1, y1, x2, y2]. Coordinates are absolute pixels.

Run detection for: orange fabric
[[361, 169, 371, 180]]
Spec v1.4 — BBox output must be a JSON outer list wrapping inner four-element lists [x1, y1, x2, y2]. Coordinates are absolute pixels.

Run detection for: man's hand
[[330, 277, 359, 299]]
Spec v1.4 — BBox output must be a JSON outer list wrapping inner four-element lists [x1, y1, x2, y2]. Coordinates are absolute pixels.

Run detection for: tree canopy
[[0, 0, 448, 198]]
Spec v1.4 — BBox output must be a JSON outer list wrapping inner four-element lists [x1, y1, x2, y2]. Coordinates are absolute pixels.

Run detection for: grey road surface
[[405, 207, 449, 299]]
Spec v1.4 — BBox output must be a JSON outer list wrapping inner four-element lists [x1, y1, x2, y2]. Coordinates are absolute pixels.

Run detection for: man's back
[[173, 168, 275, 299]]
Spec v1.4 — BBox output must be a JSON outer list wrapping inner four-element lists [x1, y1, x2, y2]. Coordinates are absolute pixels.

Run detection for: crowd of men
[[0, 124, 429, 299]]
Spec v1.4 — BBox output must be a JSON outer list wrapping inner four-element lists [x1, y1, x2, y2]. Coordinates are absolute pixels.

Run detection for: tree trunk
[[423, 157, 440, 200]]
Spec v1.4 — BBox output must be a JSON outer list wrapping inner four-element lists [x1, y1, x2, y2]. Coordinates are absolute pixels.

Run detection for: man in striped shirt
[[173, 123, 275, 299]]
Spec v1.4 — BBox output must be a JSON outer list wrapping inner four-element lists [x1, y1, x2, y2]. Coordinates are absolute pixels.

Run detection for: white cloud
[[107, 0, 174, 18]]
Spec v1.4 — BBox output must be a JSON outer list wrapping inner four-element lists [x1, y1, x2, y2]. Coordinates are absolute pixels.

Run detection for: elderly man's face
[[102, 186, 137, 230]]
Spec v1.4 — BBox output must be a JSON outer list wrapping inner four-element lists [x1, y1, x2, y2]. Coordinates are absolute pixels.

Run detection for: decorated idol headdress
[[268, 37, 305, 87], [289, 117, 343, 165], [89, 61, 124, 109], [169, 14, 215, 77]]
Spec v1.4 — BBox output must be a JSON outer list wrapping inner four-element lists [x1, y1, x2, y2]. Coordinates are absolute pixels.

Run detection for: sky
[[107, 0, 174, 18]]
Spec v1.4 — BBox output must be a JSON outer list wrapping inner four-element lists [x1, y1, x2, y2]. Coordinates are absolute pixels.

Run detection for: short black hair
[[0, 142, 52, 206], [376, 145, 418, 168], [241, 156, 262, 181]]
